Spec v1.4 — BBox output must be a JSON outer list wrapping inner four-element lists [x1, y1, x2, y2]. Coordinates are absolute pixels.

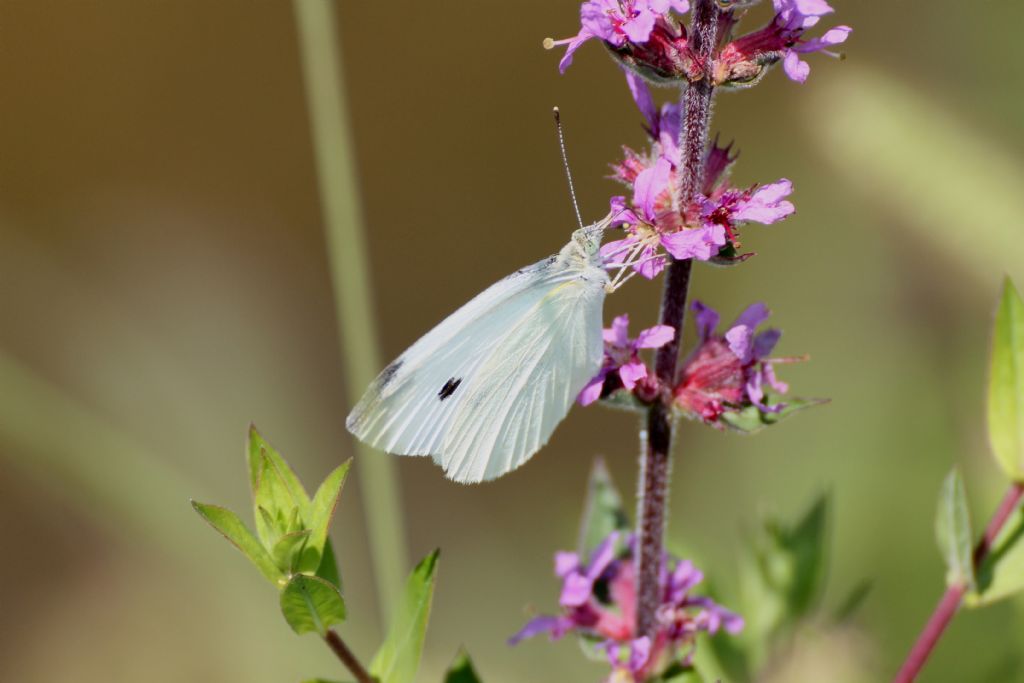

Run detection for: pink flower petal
[[635, 324, 675, 349], [783, 50, 810, 82], [618, 361, 648, 390], [633, 156, 673, 221], [605, 314, 631, 346], [660, 225, 727, 261], [578, 372, 607, 406]]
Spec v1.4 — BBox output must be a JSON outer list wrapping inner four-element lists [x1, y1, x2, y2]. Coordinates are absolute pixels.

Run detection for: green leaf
[[192, 500, 284, 585], [317, 537, 342, 590], [300, 678, 349, 683], [832, 580, 873, 624], [272, 529, 313, 574], [741, 493, 830, 650], [248, 425, 310, 509], [253, 449, 308, 547], [248, 426, 311, 547], [296, 461, 351, 575], [773, 494, 829, 620], [280, 574, 347, 636], [444, 649, 483, 683], [577, 458, 630, 557], [370, 550, 440, 683], [706, 628, 751, 682], [718, 398, 829, 434], [966, 503, 1024, 607], [935, 469, 975, 589], [598, 389, 647, 412], [654, 665, 704, 683], [988, 279, 1024, 480]]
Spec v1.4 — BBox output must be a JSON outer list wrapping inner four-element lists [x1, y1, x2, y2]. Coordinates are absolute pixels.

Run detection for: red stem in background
[[324, 629, 377, 683], [892, 482, 1024, 683], [635, 0, 720, 640]]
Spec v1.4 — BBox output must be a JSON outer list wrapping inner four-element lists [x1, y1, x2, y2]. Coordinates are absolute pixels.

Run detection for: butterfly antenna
[[553, 107, 584, 230]]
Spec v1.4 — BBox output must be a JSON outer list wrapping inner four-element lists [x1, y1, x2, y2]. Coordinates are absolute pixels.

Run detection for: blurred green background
[[2, 1, 1023, 681]]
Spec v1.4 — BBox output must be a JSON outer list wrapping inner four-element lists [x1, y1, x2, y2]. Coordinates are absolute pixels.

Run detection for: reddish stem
[[892, 482, 1024, 683], [324, 629, 377, 683], [634, 0, 719, 640]]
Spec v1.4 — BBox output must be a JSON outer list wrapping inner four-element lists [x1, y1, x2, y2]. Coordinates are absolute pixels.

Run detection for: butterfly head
[[568, 212, 613, 262]]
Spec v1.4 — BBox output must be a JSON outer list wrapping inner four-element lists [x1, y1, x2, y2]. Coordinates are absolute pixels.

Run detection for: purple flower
[[510, 531, 742, 682], [675, 301, 797, 422], [578, 315, 675, 405], [715, 0, 851, 85], [547, 0, 690, 73], [775, 0, 852, 83], [700, 179, 795, 244]]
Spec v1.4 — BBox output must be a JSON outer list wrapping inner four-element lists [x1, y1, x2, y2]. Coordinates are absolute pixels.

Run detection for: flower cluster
[[675, 300, 798, 423], [510, 532, 742, 682], [599, 72, 794, 276], [581, 302, 800, 425], [579, 314, 674, 406], [716, 0, 852, 85], [549, 0, 850, 87]]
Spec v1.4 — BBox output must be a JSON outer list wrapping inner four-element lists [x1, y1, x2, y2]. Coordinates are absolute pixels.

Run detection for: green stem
[[292, 0, 408, 625]]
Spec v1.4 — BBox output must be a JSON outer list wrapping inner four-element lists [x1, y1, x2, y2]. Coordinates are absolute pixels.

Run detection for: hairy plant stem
[[635, 0, 720, 639], [325, 629, 377, 683], [893, 481, 1024, 683]]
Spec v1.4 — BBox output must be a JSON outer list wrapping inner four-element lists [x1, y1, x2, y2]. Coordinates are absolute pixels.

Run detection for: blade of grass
[[292, 0, 407, 625]]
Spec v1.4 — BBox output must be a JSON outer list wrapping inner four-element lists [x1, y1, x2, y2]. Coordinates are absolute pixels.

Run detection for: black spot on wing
[[438, 377, 462, 400], [378, 360, 403, 388]]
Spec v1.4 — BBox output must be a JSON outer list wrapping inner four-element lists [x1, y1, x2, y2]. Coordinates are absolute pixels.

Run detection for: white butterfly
[[345, 216, 615, 483]]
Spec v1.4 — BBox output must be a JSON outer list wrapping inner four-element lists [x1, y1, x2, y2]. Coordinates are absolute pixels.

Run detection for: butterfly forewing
[[438, 278, 605, 482]]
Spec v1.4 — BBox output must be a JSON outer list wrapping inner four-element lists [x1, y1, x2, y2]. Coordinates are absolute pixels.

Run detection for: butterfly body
[[346, 220, 610, 483]]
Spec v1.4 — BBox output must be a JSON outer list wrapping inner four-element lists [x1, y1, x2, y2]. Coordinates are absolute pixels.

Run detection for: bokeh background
[[2, 1, 1023, 681]]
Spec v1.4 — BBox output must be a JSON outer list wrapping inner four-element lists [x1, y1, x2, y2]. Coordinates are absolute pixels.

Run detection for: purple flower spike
[[579, 315, 674, 405]]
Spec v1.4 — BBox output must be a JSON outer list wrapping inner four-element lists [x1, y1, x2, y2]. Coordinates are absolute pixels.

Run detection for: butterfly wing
[[346, 254, 587, 458], [438, 276, 607, 483]]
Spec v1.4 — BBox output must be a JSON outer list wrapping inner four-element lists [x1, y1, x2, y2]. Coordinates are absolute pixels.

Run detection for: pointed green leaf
[[317, 537, 342, 590], [577, 458, 630, 557], [741, 493, 830, 649], [966, 502, 1024, 607], [444, 649, 483, 683], [253, 449, 308, 547], [777, 494, 829, 619], [248, 425, 310, 504], [719, 398, 829, 434], [296, 461, 350, 575], [272, 529, 313, 574], [988, 279, 1024, 480], [370, 550, 440, 683], [833, 580, 873, 624], [192, 500, 284, 585], [935, 469, 975, 589], [280, 574, 347, 636]]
